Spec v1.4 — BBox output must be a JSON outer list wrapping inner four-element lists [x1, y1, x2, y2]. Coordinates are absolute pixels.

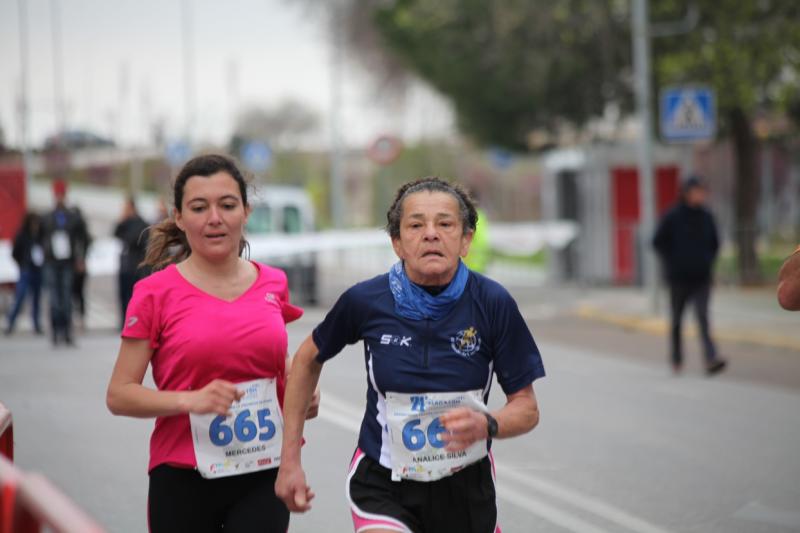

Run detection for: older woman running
[[276, 176, 545, 533]]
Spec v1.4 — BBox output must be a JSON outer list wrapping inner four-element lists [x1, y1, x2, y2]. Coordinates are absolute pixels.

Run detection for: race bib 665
[[190, 378, 283, 479]]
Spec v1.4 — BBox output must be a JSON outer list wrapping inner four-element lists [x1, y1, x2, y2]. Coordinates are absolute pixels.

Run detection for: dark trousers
[[72, 270, 87, 320], [669, 281, 717, 366], [44, 262, 74, 342], [6, 268, 42, 333], [148, 465, 289, 533], [118, 270, 137, 330]]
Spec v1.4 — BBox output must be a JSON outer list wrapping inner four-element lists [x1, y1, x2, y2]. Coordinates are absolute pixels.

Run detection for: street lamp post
[[328, 2, 346, 229], [17, 0, 33, 194], [632, 0, 658, 311]]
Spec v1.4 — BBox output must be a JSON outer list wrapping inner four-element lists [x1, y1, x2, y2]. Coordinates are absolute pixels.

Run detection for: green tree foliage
[[364, 0, 800, 284], [373, 0, 632, 150], [651, 1, 800, 283]]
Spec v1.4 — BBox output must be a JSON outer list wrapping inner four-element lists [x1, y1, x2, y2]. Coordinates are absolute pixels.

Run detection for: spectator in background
[[71, 205, 92, 331], [40, 179, 91, 346], [463, 205, 491, 274], [114, 196, 151, 330], [777, 245, 800, 311], [653, 176, 727, 376], [5, 212, 44, 336]]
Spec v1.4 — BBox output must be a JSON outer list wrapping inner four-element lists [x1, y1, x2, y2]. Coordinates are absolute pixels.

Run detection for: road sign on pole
[[241, 141, 272, 173], [367, 135, 402, 166], [166, 140, 191, 167], [660, 86, 716, 142]]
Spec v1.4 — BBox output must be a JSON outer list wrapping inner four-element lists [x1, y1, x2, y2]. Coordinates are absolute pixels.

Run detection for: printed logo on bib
[[190, 378, 283, 479], [450, 327, 481, 357], [386, 390, 488, 482]]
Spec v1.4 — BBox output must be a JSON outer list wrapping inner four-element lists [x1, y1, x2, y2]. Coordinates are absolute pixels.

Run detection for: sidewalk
[[574, 285, 800, 352]]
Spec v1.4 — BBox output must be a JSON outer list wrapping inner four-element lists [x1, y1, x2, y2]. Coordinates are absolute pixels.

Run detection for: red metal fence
[[0, 402, 105, 533]]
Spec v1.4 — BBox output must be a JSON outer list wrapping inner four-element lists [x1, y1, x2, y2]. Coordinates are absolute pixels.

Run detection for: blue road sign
[[660, 86, 716, 142], [488, 147, 514, 170], [166, 141, 192, 167], [241, 141, 272, 173]]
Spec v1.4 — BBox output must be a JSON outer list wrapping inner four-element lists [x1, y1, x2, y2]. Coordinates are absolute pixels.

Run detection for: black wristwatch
[[484, 412, 499, 438]]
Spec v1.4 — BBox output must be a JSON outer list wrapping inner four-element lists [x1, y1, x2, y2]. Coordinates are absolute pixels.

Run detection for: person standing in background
[[5, 212, 45, 336], [40, 179, 90, 346], [114, 196, 151, 330], [653, 176, 727, 376], [463, 206, 491, 274], [70, 205, 92, 332]]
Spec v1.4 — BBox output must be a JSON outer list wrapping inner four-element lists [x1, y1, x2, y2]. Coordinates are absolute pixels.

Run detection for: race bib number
[[386, 389, 488, 482], [190, 378, 283, 479], [51, 230, 71, 260]]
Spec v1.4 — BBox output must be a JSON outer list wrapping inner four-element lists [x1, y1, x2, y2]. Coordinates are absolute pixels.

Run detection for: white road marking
[[495, 463, 672, 533], [733, 501, 800, 529]]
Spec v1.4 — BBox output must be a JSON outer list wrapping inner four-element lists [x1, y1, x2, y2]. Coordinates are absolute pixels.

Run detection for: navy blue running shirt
[[312, 271, 545, 468]]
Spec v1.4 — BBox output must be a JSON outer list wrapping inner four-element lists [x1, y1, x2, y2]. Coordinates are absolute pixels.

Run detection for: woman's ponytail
[[143, 218, 189, 271]]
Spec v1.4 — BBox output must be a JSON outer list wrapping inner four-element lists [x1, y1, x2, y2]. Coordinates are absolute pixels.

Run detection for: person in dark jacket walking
[[113, 196, 150, 330], [653, 176, 727, 376], [5, 212, 45, 335], [40, 179, 91, 346]]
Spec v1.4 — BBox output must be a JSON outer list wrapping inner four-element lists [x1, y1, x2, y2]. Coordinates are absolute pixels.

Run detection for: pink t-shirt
[[121, 261, 303, 472]]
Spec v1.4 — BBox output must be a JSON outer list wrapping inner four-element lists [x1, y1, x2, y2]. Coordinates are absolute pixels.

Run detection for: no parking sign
[[367, 135, 403, 165]]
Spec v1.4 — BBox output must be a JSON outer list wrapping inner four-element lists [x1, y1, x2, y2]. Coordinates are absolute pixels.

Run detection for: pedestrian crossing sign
[[660, 86, 716, 142]]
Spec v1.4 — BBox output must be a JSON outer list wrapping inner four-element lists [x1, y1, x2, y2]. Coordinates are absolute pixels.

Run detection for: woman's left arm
[[286, 352, 321, 419], [440, 384, 539, 452]]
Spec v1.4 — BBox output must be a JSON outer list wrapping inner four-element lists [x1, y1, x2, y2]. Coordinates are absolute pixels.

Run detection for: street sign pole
[[632, 0, 658, 312], [17, 0, 34, 197]]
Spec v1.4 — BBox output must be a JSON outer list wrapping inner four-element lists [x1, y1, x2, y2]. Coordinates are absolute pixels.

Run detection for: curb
[[575, 304, 800, 353]]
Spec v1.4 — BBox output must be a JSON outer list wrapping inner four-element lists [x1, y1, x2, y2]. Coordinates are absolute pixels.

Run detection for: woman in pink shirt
[[107, 154, 317, 532]]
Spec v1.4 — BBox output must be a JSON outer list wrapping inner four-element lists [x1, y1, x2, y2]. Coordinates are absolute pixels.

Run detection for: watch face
[[486, 413, 498, 437]]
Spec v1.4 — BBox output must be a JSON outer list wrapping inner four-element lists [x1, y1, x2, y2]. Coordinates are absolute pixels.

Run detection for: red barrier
[[0, 403, 105, 532], [0, 455, 23, 533], [15, 474, 105, 533], [0, 403, 13, 462]]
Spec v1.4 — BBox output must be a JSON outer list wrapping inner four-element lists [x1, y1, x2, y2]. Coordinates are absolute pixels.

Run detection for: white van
[[245, 185, 317, 303]]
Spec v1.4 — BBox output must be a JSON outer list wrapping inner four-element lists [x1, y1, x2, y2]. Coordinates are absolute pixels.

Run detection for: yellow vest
[[464, 209, 491, 273]]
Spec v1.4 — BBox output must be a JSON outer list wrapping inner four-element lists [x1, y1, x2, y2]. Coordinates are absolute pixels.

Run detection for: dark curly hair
[[385, 177, 478, 239]]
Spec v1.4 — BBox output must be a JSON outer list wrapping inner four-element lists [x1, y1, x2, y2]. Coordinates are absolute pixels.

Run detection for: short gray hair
[[385, 177, 478, 239]]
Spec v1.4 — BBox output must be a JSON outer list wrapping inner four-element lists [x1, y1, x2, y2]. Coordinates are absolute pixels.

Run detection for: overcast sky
[[0, 0, 455, 151]]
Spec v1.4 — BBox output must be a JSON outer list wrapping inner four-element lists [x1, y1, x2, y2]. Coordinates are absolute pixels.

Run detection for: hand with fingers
[[183, 379, 244, 416], [275, 462, 315, 513], [439, 407, 489, 452]]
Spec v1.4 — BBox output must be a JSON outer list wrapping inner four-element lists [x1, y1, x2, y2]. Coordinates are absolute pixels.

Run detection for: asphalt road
[[2, 285, 800, 533]]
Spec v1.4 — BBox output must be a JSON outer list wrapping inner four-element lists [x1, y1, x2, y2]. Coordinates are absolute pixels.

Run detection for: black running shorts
[[346, 448, 500, 533]]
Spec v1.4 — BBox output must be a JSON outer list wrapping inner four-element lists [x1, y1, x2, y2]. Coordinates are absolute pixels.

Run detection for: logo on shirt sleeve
[[126, 316, 139, 328], [450, 327, 481, 357]]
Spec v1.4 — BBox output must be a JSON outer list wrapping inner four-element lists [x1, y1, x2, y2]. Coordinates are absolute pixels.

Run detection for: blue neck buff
[[388, 260, 469, 321]]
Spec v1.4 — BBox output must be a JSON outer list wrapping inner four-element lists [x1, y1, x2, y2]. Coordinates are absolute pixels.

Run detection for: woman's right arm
[[106, 338, 242, 418]]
